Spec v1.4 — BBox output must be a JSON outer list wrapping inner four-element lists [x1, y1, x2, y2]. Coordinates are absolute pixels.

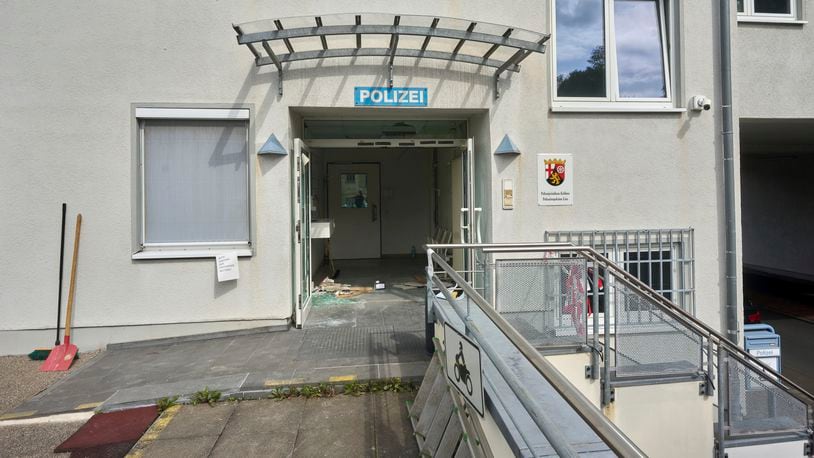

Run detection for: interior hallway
[[307, 257, 428, 330]]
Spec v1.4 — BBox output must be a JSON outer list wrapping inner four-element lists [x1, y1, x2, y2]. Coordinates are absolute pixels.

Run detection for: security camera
[[691, 95, 712, 111]]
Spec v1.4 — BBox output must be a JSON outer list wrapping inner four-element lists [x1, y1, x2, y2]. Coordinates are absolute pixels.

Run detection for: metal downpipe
[[720, 0, 739, 343]]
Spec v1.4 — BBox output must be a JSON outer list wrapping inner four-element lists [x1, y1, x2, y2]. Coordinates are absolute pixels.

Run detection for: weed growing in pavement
[[343, 381, 369, 396], [269, 388, 292, 400], [156, 396, 179, 412], [269, 383, 336, 400], [266, 379, 417, 401], [298, 385, 320, 398], [191, 387, 221, 406], [382, 378, 416, 393], [318, 383, 336, 397], [345, 378, 418, 396]]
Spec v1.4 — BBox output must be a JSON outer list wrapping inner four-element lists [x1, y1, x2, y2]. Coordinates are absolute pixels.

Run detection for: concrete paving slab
[[292, 395, 377, 457], [157, 403, 235, 440], [373, 392, 421, 457], [137, 435, 221, 457], [133, 393, 419, 457], [210, 399, 304, 457]]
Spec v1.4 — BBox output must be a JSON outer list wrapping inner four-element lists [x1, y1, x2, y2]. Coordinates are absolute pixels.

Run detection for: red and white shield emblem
[[544, 159, 566, 186]]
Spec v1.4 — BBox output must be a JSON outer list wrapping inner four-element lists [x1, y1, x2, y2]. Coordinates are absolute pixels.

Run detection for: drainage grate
[[298, 326, 425, 361], [298, 326, 394, 359]]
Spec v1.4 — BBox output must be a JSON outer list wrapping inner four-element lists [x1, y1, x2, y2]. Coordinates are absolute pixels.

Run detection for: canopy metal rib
[[273, 20, 294, 54], [238, 25, 547, 52], [255, 48, 520, 72], [234, 14, 549, 99]]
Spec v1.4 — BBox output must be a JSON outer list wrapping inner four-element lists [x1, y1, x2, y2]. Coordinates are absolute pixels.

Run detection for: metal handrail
[[431, 272, 576, 458], [477, 244, 814, 407], [426, 247, 647, 457]]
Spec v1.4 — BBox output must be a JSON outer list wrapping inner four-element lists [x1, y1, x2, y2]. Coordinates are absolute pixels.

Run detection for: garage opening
[[292, 119, 480, 329], [740, 119, 814, 342]]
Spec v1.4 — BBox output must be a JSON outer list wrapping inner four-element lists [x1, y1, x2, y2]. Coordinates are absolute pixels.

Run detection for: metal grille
[[611, 280, 703, 378], [726, 356, 808, 437], [544, 229, 695, 315], [494, 258, 587, 347]]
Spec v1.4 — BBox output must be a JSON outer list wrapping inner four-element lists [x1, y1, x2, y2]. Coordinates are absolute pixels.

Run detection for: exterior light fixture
[[258, 133, 287, 155], [494, 134, 521, 155]]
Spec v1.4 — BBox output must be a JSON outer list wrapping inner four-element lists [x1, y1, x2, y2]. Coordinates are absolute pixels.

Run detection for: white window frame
[[737, 0, 802, 23], [132, 106, 255, 260], [550, 0, 679, 112]]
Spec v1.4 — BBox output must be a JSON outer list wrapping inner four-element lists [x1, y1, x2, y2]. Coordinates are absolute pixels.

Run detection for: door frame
[[293, 138, 313, 328], [290, 134, 483, 326], [326, 161, 383, 259]]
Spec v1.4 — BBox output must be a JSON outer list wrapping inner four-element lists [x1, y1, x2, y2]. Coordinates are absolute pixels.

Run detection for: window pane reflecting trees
[[556, 0, 606, 97]]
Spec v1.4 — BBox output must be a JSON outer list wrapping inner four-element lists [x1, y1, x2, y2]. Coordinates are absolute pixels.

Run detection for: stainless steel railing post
[[591, 263, 600, 380], [603, 259, 612, 406]]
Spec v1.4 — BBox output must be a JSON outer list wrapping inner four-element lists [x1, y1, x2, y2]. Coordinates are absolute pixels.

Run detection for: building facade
[[1, 0, 809, 355]]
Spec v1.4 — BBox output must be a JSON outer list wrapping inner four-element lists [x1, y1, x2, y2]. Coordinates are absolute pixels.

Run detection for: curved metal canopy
[[233, 13, 549, 98]]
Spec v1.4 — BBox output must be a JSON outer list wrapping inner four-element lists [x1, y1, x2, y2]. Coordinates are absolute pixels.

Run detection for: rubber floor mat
[[54, 405, 158, 457]]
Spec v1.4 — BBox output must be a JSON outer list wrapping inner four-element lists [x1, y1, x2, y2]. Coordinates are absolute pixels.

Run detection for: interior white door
[[294, 139, 313, 328], [328, 163, 381, 259]]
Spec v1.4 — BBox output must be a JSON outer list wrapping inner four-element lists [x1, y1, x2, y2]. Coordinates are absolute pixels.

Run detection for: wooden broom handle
[[64, 214, 81, 339]]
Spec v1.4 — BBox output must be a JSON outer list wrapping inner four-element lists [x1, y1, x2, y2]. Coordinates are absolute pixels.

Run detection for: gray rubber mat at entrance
[[297, 326, 425, 360]]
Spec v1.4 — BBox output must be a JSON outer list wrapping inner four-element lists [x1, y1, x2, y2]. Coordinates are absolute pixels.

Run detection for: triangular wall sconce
[[258, 133, 287, 155], [494, 134, 521, 155]]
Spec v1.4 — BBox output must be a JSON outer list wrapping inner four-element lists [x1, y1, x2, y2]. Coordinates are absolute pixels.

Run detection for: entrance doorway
[[291, 120, 481, 328]]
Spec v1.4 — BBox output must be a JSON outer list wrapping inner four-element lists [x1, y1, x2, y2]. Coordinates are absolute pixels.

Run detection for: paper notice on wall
[[216, 252, 239, 282], [538, 154, 574, 206]]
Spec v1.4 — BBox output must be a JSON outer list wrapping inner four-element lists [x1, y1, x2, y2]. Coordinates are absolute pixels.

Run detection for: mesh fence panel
[[495, 258, 587, 347], [611, 278, 703, 378], [474, 248, 490, 299], [726, 356, 808, 437]]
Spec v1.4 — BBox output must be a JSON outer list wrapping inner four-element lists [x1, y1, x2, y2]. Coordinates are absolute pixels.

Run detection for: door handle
[[473, 208, 482, 243], [372, 204, 378, 222], [460, 208, 469, 243]]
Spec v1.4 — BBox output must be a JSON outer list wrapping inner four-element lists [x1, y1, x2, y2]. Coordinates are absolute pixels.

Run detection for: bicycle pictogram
[[453, 342, 474, 395]]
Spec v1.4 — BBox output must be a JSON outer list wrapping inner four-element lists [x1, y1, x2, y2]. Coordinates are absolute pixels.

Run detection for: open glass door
[[294, 139, 313, 328], [460, 138, 479, 283]]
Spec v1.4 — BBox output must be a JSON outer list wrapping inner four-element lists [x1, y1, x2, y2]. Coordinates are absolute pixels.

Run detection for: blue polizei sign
[[354, 87, 428, 107]]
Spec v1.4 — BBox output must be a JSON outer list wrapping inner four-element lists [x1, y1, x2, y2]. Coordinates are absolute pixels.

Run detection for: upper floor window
[[738, 0, 797, 21], [552, 0, 674, 110]]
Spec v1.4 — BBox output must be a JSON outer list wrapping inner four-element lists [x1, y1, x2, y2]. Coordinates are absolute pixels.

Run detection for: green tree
[[557, 46, 606, 97]]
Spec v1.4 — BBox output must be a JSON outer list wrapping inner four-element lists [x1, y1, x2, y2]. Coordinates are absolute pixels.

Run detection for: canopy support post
[[388, 16, 401, 88], [493, 37, 546, 99]]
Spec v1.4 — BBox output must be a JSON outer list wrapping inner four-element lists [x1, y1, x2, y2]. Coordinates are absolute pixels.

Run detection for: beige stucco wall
[[544, 352, 600, 409], [734, 20, 814, 119], [0, 1, 732, 353], [605, 381, 716, 458]]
